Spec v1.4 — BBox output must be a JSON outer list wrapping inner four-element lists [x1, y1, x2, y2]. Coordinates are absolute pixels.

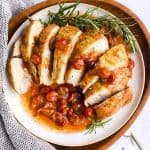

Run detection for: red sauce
[[21, 83, 93, 132]]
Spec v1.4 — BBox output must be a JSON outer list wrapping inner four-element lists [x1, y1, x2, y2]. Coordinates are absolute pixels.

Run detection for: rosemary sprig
[[124, 133, 144, 150], [86, 118, 112, 134], [39, 2, 137, 53]]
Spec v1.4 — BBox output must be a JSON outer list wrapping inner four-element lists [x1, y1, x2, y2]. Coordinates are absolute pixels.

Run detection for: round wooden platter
[[8, 0, 150, 149]]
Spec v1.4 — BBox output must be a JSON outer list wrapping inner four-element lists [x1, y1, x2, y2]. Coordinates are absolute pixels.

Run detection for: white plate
[[3, 3, 145, 147]]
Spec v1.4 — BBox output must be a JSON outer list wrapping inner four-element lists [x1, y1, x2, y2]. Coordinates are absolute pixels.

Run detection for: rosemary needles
[[39, 1, 137, 53], [86, 118, 112, 134], [124, 133, 144, 150]]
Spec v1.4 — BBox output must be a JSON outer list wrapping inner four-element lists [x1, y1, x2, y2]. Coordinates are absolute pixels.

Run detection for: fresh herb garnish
[[124, 133, 144, 150], [86, 118, 112, 134], [39, 1, 137, 53]]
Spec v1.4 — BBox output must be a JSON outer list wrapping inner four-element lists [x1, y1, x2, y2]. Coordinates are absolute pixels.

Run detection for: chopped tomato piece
[[106, 73, 115, 84], [57, 86, 69, 99], [31, 95, 44, 109], [31, 54, 41, 65], [51, 112, 61, 121], [56, 37, 67, 48], [40, 86, 51, 94], [57, 116, 68, 126], [69, 113, 80, 125], [67, 108, 73, 116], [84, 107, 93, 117], [46, 91, 58, 102], [68, 93, 74, 103], [72, 57, 84, 70], [58, 106, 68, 115], [68, 92, 81, 103], [128, 58, 135, 70], [43, 102, 55, 109], [81, 54, 89, 61], [101, 72, 115, 84], [72, 103, 84, 114], [38, 108, 54, 117], [52, 112, 68, 126], [59, 99, 67, 105]]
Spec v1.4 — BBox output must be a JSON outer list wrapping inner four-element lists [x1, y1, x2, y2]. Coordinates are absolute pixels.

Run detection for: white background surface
[[110, 1, 150, 150]]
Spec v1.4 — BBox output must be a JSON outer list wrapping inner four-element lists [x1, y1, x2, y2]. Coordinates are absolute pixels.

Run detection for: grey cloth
[[0, 0, 56, 150]]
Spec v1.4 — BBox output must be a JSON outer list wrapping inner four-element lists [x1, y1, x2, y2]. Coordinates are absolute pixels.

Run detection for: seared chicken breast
[[9, 58, 32, 94], [94, 87, 132, 120], [12, 38, 22, 57], [20, 20, 43, 62], [84, 68, 131, 106], [80, 44, 128, 93], [38, 24, 60, 85], [65, 32, 109, 86], [52, 25, 82, 84]]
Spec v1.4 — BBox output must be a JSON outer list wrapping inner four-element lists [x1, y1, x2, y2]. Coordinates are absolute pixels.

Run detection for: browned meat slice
[[65, 32, 109, 86], [52, 25, 82, 84], [80, 44, 128, 93], [38, 24, 60, 85], [9, 58, 32, 94], [20, 20, 43, 62], [84, 68, 131, 106], [94, 87, 132, 120], [12, 38, 22, 57]]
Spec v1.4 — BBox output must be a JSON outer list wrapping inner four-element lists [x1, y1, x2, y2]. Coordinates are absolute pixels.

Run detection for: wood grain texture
[[8, 0, 150, 149]]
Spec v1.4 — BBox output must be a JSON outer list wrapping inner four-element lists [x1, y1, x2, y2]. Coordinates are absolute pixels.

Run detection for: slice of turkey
[[94, 87, 132, 120], [20, 20, 43, 62], [80, 69, 99, 93], [12, 38, 22, 57], [65, 32, 109, 86], [52, 25, 82, 84], [84, 67, 131, 106], [38, 24, 60, 86], [9, 58, 32, 94], [80, 44, 128, 93], [98, 44, 128, 71]]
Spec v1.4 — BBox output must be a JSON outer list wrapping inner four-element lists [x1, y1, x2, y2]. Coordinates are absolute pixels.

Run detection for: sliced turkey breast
[[80, 44, 128, 93], [98, 44, 128, 71], [94, 87, 132, 120], [52, 25, 82, 84], [84, 67, 131, 106], [65, 32, 109, 86], [80, 69, 99, 93], [9, 58, 32, 94], [85, 82, 111, 107], [38, 24, 60, 86], [12, 38, 22, 57], [20, 20, 43, 62]]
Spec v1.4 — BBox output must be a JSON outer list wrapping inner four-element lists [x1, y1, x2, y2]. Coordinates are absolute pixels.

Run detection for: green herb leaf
[[39, 1, 137, 53], [86, 118, 112, 134], [124, 133, 144, 150]]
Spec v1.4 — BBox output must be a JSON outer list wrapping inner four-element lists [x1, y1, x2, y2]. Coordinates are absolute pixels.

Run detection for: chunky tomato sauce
[[21, 83, 94, 132]]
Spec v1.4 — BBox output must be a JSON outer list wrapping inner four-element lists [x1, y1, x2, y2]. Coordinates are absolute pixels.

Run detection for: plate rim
[[7, 0, 150, 149]]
